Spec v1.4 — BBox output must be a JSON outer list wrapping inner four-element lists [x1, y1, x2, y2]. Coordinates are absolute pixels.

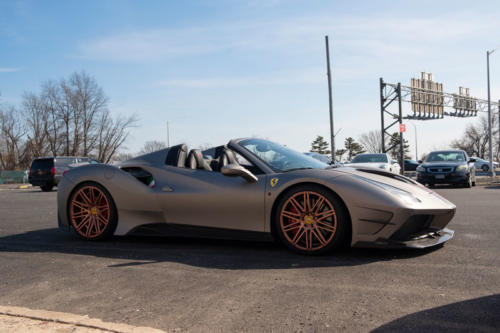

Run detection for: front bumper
[[359, 228, 455, 249], [417, 172, 468, 184]]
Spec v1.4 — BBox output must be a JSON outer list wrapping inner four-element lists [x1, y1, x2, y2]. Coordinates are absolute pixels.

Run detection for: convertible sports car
[[57, 138, 456, 254]]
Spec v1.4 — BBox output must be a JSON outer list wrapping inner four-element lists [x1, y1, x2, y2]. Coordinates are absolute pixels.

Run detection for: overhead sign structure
[[410, 72, 444, 119], [452, 86, 477, 116]]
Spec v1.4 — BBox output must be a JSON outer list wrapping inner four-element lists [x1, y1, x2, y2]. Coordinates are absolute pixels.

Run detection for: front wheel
[[68, 182, 117, 240], [274, 185, 349, 255], [482, 165, 489, 172]]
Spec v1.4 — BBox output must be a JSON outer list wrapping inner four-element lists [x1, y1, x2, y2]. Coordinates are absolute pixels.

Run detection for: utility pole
[[487, 49, 494, 176], [167, 121, 170, 147], [411, 122, 418, 160], [325, 36, 335, 161]]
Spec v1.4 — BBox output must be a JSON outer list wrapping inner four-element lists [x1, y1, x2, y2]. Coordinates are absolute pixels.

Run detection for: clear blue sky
[[1, 0, 500, 158]]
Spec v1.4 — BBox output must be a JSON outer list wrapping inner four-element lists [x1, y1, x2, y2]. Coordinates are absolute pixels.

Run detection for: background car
[[404, 159, 420, 171], [417, 150, 476, 187], [347, 153, 401, 174], [304, 152, 331, 164], [29, 156, 98, 191], [471, 157, 499, 172]]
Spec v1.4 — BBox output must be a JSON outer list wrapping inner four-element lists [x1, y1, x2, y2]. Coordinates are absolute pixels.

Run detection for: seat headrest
[[186, 149, 212, 171], [165, 144, 188, 167], [219, 149, 238, 169]]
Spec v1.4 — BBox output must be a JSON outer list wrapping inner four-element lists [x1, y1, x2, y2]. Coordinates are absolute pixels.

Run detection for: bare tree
[[97, 111, 137, 163], [451, 115, 498, 159], [139, 140, 168, 155], [358, 130, 385, 153], [0, 106, 27, 169]]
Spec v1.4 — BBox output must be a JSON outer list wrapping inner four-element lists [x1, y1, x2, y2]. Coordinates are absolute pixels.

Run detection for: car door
[[154, 166, 267, 232]]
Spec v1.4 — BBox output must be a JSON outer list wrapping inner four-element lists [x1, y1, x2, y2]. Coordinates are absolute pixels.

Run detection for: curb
[[0, 306, 166, 333]]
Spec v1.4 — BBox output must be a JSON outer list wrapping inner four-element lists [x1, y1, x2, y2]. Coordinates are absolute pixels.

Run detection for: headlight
[[416, 165, 425, 172], [455, 165, 467, 172], [355, 176, 421, 205]]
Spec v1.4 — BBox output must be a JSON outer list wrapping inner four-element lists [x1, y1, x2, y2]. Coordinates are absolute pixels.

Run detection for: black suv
[[29, 157, 99, 191], [417, 150, 476, 188]]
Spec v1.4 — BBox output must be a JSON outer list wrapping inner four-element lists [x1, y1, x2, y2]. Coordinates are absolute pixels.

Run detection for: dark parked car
[[416, 150, 476, 187], [29, 157, 98, 191], [404, 159, 420, 171]]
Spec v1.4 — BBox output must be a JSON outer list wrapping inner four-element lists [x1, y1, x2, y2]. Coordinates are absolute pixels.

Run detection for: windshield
[[351, 154, 388, 163], [239, 138, 327, 172], [424, 151, 466, 163]]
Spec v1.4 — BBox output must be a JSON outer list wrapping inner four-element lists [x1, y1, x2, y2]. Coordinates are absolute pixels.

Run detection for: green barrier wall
[[0, 170, 29, 184]]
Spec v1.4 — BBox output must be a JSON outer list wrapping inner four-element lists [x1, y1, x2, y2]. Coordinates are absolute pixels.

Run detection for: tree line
[[0, 72, 137, 170]]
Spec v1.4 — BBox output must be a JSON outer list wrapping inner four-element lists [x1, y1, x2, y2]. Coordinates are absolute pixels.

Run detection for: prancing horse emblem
[[270, 178, 279, 187]]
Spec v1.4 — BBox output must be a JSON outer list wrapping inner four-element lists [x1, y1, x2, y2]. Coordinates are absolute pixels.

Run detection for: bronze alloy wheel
[[69, 183, 115, 240], [279, 190, 338, 252]]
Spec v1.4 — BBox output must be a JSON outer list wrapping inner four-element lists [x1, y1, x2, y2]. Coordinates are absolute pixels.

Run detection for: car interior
[[164, 143, 262, 174]]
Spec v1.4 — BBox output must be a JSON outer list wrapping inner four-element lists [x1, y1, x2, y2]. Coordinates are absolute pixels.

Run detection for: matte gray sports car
[[57, 138, 456, 254]]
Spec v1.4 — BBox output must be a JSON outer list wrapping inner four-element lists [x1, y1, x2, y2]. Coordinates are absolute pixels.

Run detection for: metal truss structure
[[380, 77, 500, 174]]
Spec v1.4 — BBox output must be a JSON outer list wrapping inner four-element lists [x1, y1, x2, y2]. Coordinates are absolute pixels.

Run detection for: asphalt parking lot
[[0, 186, 499, 332]]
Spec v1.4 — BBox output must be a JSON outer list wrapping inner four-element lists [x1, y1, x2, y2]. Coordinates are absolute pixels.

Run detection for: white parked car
[[347, 153, 401, 174], [471, 157, 499, 172]]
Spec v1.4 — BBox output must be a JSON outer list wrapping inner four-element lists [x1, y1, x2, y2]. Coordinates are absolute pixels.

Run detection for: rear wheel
[[40, 184, 53, 192], [68, 182, 117, 240], [274, 185, 348, 255]]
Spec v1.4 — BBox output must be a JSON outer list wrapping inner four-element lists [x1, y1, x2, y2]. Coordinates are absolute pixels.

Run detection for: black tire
[[68, 181, 117, 241], [481, 164, 489, 172], [464, 175, 472, 188], [428, 183, 435, 188], [40, 184, 53, 192], [274, 185, 349, 255]]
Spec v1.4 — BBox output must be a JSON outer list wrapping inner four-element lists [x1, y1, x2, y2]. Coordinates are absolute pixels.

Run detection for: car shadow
[[0, 228, 445, 270], [372, 294, 500, 332], [484, 185, 500, 190]]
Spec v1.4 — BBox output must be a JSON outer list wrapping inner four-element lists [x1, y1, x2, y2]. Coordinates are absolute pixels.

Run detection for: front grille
[[390, 215, 433, 241], [428, 167, 453, 173]]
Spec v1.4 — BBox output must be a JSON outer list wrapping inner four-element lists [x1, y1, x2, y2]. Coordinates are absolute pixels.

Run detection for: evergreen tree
[[310, 135, 331, 155], [388, 132, 411, 160], [344, 137, 365, 161]]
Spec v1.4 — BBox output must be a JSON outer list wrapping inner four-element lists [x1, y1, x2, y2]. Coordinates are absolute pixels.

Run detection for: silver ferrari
[[57, 138, 455, 254]]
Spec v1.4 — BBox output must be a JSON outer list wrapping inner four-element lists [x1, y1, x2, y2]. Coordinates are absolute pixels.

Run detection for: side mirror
[[468, 158, 476, 163], [418, 160, 423, 164], [221, 164, 258, 183]]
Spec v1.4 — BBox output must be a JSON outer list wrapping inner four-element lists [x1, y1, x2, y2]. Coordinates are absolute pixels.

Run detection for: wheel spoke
[[311, 228, 327, 245], [311, 197, 325, 214], [75, 216, 91, 232], [79, 190, 92, 205], [290, 198, 305, 213], [316, 209, 335, 222], [71, 200, 89, 211], [292, 227, 305, 245], [304, 192, 310, 212], [316, 220, 336, 232], [282, 210, 300, 220], [283, 220, 301, 232]]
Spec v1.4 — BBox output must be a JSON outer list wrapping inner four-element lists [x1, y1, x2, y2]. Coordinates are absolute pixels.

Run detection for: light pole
[[487, 47, 498, 176], [325, 36, 335, 161], [410, 122, 418, 161]]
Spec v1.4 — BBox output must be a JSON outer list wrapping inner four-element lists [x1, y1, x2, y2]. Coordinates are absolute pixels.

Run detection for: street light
[[487, 46, 499, 176]]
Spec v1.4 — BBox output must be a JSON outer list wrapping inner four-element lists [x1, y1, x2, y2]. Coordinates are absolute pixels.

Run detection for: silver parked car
[[57, 138, 455, 255], [472, 157, 499, 172]]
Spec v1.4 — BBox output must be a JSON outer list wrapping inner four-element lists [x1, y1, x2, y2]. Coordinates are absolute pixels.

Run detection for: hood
[[335, 166, 431, 195]]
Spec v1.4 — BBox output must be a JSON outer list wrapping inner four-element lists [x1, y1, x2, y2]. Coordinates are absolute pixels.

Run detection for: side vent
[[121, 167, 156, 188]]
